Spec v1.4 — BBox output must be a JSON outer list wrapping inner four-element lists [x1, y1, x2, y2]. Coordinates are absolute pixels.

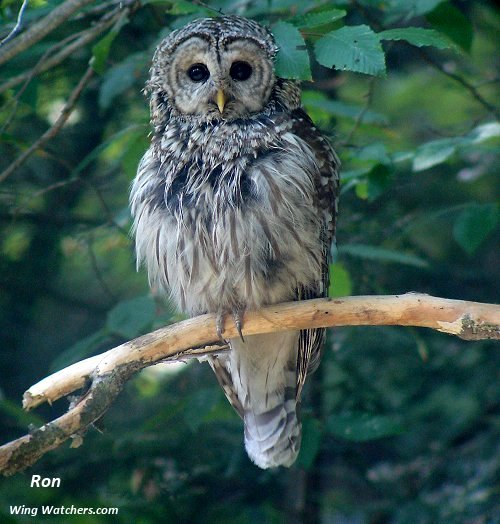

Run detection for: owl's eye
[[230, 61, 252, 81], [187, 63, 210, 82]]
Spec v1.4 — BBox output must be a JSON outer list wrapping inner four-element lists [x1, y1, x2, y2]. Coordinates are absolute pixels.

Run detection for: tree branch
[[0, 10, 120, 96], [341, 75, 377, 147], [0, 0, 29, 47], [1, 293, 498, 475], [418, 48, 500, 120], [0, 0, 97, 67], [0, 65, 94, 184]]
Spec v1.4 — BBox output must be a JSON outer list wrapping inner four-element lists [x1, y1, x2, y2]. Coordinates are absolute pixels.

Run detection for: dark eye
[[230, 61, 252, 81], [187, 63, 209, 82]]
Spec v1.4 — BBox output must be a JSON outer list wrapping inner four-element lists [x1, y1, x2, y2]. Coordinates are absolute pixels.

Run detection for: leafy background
[[0, 0, 498, 522]]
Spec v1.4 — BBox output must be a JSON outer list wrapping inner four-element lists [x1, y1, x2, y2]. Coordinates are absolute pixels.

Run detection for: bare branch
[[0, 0, 29, 47], [22, 293, 500, 410], [1, 293, 497, 475], [191, 0, 225, 14], [418, 48, 500, 120], [341, 76, 377, 147], [0, 66, 94, 184], [0, 344, 227, 476], [0, 363, 140, 476], [0, 10, 120, 96], [0, 0, 97, 67]]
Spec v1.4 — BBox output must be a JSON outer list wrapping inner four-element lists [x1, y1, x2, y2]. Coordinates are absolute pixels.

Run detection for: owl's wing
[[291, 108, 340, 397]]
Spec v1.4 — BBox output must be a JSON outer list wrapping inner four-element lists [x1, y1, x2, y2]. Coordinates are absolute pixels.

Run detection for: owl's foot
[[215, 309, 245, 342]]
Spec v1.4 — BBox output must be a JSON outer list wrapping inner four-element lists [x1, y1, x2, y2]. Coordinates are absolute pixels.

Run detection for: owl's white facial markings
[[166, 36, 275, 121]]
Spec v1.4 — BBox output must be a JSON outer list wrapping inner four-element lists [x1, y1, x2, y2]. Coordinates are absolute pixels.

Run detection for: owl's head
[[148, 16, 281, 122]]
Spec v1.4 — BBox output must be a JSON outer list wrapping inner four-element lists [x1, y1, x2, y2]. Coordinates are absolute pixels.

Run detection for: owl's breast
[[131, 129, 325, 315]]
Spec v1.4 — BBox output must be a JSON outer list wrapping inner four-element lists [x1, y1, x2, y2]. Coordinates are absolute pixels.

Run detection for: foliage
[[0, 0, 498, 522]]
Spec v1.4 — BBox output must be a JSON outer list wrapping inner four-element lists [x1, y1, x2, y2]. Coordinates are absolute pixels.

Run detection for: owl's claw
[[233, 310, 245, 343], [216, 312, 226, 341], [215, 310, 245, 342]]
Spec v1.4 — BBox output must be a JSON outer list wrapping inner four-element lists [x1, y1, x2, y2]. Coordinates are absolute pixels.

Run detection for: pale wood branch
[[1, 293, 498, 476]]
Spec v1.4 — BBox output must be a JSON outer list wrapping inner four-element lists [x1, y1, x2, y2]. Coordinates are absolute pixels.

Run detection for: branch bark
[[1, 293, 498, 476], [0, 10, 121, 95], [0, 0, 97, 67]]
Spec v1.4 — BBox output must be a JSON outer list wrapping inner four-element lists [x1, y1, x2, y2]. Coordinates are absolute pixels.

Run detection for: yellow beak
[[216, 89, 226, 114]]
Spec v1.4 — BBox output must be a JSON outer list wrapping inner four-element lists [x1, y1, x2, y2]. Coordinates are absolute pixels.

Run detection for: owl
[[130, 15, 340, 469]]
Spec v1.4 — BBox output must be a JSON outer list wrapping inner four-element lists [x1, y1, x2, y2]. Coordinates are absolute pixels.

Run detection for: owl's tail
[[243, 364, 302, 469], [214, 332, 302, 469]]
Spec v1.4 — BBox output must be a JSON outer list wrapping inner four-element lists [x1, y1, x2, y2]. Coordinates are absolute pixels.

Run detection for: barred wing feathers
[[291, 109, 340, 396]]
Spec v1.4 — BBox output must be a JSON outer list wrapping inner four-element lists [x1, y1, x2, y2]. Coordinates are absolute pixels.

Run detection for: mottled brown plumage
[[130, 15, 340, 469]]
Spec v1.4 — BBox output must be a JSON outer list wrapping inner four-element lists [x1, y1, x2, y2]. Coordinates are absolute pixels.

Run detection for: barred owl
[[130, 15, 339, 469]]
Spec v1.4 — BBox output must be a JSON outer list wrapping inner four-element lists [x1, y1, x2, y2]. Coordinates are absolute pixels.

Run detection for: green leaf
[[121, 132, 150, 180], [314, 25, 386, 76], [453, 203, 498, 255], [99, 53, 147, 109], [169, 0, 198, 13], [412, 137, 459, 172], [163, 0, 203, 14], [340, 168, 372, 197], [367, 163, 393, 201], [272, 21, 311, 80], [91, 14, 129, 74], [339, 244, 429, 268], [326, 412, 404, 442], [356, 142, 392, 165], [289, 8, 346, 29], [92, 32, 116, 74], [106, 295, 156, 339], [426, 3, 474, 52], [71, 124, 148, 176], [392, 150, 415, 164], [384, 0, 447, 20], [296, 417, 322, 470], [355, 180, 369, 200], [328, 262, 352, 298], [468, 121, 500, 144], [379, 27, 453, 50], [412, 122, 499, 172], [302, 91, 388, 125], [340, 167, 372, 182]]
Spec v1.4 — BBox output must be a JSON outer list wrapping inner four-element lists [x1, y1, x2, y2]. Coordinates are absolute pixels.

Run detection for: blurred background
[[0, 0, 498, 522]]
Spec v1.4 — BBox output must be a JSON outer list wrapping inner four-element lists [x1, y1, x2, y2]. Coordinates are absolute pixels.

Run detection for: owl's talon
[[216, 311, 244, 342], [216, 312, 225, 341], [233, 310, 245, 342]]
